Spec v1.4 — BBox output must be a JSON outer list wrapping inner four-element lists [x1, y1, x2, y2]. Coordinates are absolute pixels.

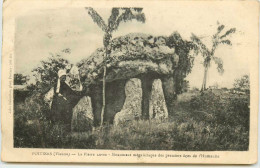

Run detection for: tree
[[85, 7, 146, 126], [14, 74, 29, 85], [233, 75, 250, 92], [167, 32, 196, 95], [191, 23, 236, 91], [181, 80, 190, 93], [31, 49, 71, 93]]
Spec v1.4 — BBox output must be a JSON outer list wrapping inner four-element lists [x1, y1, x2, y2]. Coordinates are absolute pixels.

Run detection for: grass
[[14, 89, 249, 150]]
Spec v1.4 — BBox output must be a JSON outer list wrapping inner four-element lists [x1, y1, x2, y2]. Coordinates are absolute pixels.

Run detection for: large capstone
[[78, 33, 179, 86], [71, 96, 94, 132], [113, 78, 142, 125], [149, 79, 168, 120]]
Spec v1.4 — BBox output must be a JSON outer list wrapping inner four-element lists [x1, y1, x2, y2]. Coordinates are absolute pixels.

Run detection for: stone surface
[[44, 87, 54, 108], [149, 79, 168, 120], [71, 96, 94, 132], [74, 32, 193, 125], [114, 78, 142, 125], [78, 33, 179, 86]]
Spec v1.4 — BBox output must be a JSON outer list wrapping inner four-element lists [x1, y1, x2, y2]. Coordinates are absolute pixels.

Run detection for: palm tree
[[85, 7, 146, 126], [191, 23, 236, 91]]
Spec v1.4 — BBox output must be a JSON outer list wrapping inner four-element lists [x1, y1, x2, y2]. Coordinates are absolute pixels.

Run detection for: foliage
[[14, 90, 249, 150], [86, 7, 146, 48], [191, 23, 236, 90], [86, 8, 108, 33], [191, 87, 200, 92], [180, 80, 190, 93], [233, 74, 250, 91], [188, 90, 249, 129], [13, 50, 74, 147], [167, 32, 196, 94], [168, 32, 195, 76], [14, 93, 50, 147], [87, 8, 145, 33], [86, 7, 146, 126], [108, 8, 145, 33], [95, 118, 248, 150], [14, 73, 29, 85], [31, 50, 71, 93]]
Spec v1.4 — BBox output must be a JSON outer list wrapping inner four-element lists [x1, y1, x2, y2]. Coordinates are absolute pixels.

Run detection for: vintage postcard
[[1, 0, 259, 164]]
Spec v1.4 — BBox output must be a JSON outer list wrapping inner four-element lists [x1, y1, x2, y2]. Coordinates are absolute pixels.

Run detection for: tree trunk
[[201, 66, 208, 91], [100, 47, 108, 127], [204, 67, 208, 90], [201, 69, 205, 91]]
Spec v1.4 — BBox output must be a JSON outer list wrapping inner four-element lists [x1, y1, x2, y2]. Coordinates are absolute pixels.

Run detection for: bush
[[14, 92, 56, 148], [14, 93, 47, 148], [88, 119, 248, 150], [189, 90, 249, 128], [14, 92, 95, 148], [14, 89, 249, 150]]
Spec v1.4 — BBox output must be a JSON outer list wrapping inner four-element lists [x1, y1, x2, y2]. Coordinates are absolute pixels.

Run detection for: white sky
[[15, 5, 253, 88]]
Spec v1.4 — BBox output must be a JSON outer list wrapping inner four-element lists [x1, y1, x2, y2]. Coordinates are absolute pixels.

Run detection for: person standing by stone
[[66, 64, 83, 92], [50, 69, 83, 132]]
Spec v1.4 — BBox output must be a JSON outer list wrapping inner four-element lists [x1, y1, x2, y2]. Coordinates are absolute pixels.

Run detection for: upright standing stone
[[44, 87, 54, 109], [149, 79, 168, 120], [114, 78, 142, 125], [71, 96, 94, 132]]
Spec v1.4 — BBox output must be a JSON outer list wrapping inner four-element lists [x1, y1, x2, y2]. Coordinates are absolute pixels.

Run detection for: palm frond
[[132, 8, 143, 12], [212, 56, 224, 74], [220, 28, 236, 39], [217, 24, 225, 34], [108, 8, 120, 32], [220, 39, 232, 46], [191, 33, 211, 57], [134, 12, 146, 23], [85, 7, 108, 32], [212, 24, 225, 40], [110, 8, 146, 32]]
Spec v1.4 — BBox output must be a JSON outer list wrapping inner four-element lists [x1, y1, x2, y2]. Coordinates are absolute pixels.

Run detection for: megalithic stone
[[71, 96, 94, 132], [114, 78, 142, 126], [44, 87, 54, 109], [149, 79, 168, 120]]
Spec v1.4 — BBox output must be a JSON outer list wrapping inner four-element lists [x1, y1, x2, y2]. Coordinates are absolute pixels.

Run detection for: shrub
[[14, 89, 249, 150], [88, 119, 248, 150], [189, 90, 249, 128], [14, 92, 55, 148]]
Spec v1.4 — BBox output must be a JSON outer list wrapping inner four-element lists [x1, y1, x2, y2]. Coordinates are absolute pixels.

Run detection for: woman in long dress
[[50, 68, 83, 132]]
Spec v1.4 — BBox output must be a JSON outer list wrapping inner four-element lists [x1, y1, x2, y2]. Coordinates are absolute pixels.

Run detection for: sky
[[14, 5, 253, 88]]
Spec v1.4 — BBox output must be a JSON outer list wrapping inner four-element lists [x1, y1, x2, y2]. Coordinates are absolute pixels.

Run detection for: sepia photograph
[[1, 0, 259, 164]]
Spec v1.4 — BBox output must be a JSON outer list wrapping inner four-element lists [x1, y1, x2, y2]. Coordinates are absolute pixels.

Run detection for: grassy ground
[[14, 89, 249, 150]]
